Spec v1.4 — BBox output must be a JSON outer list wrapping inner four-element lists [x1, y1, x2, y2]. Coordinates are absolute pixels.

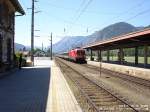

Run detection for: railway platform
[[46, 61, 82, 112], [0, 57, 82, 112], [87, 60, 150, 81]]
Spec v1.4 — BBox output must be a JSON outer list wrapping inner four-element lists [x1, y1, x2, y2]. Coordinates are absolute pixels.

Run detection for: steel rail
[[55, 57, 139, 112], [56, 59, 100, 112], [84, 64, 150, 88]]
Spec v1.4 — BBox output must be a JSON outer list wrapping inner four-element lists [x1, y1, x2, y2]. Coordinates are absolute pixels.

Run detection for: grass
[[86, 55, 150, 64]]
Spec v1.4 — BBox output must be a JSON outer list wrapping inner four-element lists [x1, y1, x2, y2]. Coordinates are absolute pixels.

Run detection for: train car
[[68, 48, 86, 63], [57, 48, 86, 63], [57, 52, 69, 60]]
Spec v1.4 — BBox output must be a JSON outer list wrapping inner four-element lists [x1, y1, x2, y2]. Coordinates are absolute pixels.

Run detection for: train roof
[[70, 48, 85, 51]]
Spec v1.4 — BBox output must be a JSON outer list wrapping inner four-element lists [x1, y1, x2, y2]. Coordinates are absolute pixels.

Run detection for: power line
[[35, 0, 149, 37], [43, 11, 88, 30], [111, 0, 147, 21], [66, 0, 93, 33], [75, 0, 87, 14], [125, 8, 150, 21], [73, 0, 93, 24], [89, 8, 150, 43], [44, 1, 120, 15], [67, 0, 88, 29], [90, 0, 148, 32], [45, 2, 75, 12]]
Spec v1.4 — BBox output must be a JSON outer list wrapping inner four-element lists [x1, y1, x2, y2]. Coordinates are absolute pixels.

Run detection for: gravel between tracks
[[56, 58, 150, 111]]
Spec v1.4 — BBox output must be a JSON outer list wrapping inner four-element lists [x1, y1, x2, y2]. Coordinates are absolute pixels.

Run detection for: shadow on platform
[[0, 67, 50, 112]]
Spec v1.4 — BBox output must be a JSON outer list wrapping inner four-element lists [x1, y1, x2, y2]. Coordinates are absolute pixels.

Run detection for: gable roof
[[9, 0, 25, 15]]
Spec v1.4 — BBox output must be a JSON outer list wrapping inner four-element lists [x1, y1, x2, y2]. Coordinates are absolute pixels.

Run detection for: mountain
[[53, 22, 141, 53], [86, 22, 137, 43], [53, 36, 87, 53], [136, 26, 144, 30], [145, 25, 150, 28], [15, 43, 25, 51]]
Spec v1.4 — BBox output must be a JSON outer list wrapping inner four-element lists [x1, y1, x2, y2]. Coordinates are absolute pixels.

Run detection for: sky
[[15, 0, 150, 47]]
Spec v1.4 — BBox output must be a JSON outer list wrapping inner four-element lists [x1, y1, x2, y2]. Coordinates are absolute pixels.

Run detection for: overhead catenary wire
[[114, 0, 146, 19], [72, 0, 93, 25], [64, 0, 89, 34], [66, 0, 93, 35], [87, 7, 150, 47], [43, 1, 121, 15], [42, 11, 87, 28], [43, 0, 147, 35], [35, 0, 149, 37], [90, 0, 148, 32], [125, 8, 150, 21], [75, 0, 87, 14]]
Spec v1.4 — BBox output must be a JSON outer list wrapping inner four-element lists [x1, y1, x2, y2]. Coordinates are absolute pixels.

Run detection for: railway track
[[55, 58, 139, 112], [83, 64, 150, 88]]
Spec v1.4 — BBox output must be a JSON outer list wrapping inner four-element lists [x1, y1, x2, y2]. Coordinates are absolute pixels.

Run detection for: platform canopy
[[83, 28, 150, 50], [10, 0, 25, 15]]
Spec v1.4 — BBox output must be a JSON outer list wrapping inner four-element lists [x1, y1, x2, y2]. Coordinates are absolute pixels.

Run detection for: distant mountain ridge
[[15, 43, 42, 51], [15, 43, 25, 51], [53, 36, 86, 53], [53, 22, 145, 53]]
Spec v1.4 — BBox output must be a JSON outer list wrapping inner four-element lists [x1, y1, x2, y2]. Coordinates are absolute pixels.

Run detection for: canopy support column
[[144, 45, 148, 67], [135, 46, 138, 65]]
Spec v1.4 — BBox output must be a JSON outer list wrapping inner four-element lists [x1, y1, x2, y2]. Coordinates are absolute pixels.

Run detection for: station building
[[0, 0, 25, 69]]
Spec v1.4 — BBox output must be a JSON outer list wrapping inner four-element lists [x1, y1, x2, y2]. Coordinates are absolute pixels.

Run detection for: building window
[[0, 4, 3, 24], [8, 13, 14, 30], [0, 34, 2, 62], [7, 38, 12, 63]]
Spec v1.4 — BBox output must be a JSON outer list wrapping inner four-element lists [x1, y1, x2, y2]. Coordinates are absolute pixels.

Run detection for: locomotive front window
[[77, 50, 85, 55], [77, 51, 80, 55]]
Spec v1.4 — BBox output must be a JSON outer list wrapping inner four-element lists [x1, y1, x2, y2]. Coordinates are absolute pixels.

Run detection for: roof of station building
[[83, 28, 150, 50], [10, 0, 25, 15]]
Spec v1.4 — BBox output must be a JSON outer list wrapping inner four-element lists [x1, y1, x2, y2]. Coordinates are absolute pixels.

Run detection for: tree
[[33, 48, 41, 54]]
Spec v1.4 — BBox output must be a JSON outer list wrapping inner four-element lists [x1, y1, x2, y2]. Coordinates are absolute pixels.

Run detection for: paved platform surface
[[0, 67, 50, 112], [0, 58, 82, 112], [46, 61, 82, 112]]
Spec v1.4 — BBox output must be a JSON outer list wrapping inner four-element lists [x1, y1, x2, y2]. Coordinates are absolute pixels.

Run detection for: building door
[[7, 38, 11, 63]]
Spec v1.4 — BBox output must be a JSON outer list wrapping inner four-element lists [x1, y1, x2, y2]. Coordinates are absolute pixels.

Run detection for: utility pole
[[50, 32, 52, 60], [42, 42, 43, 51], [31, 0, 35, 66]]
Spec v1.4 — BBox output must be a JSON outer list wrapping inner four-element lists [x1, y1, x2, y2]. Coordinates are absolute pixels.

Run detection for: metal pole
[[99, 50, 102, 77], [51, 32, 52, 60], [42, 42, 43, 51], [31, 0, 34, 66], [100, 59, 102, 77]]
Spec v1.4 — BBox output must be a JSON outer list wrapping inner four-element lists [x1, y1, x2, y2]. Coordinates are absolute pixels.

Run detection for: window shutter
[[0, 4, 2, 24]]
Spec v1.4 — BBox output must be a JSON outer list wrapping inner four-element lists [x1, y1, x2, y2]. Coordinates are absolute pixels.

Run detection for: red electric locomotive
[[68, 48, 86, 63]]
